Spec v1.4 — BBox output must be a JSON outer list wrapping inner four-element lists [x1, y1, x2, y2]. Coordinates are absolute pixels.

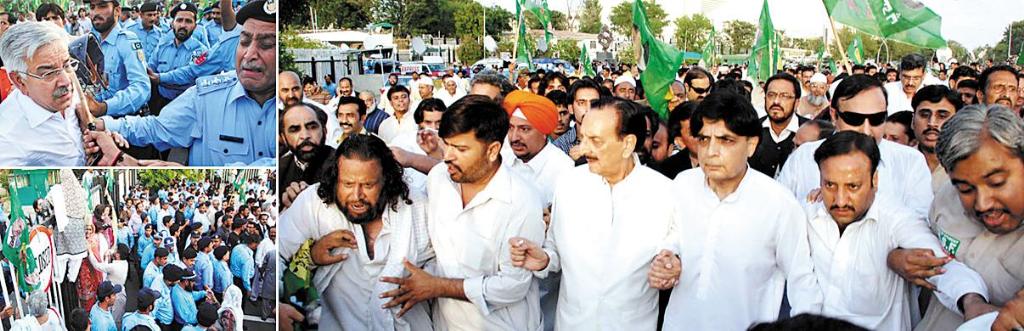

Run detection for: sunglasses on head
[[837, 110, 887, 126]]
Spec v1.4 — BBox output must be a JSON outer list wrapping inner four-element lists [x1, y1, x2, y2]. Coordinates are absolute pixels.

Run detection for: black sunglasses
[[837, 110, 887, 126], [689, 85, 711, 94]]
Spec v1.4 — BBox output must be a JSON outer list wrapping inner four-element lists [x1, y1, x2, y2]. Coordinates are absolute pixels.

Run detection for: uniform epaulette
[[196, 72, 237, 95]]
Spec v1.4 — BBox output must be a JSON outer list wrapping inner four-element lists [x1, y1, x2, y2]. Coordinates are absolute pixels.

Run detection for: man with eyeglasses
[[87, 0, 276, 166], [909, 85, 965, 193], [885, 53, 934, 115], [750, 73, 807, 178], [976, 64, 1020, 113], [778, 74, 933, 220]]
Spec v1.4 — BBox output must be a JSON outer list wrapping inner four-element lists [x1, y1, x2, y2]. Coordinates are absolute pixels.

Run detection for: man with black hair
[[882, 111, 916, 146], [378, 85, 417, 144], [143, 247, 169, 288], [384, 95, 544, 329], [662, 90, 822, 329], [279, 134, 434, 329], [328, 96, 368, 147], [230, 233, 257, 297], [124, 2, 164, 62], [683, 67, 715, 102], [90, 280, 123, 331], [909, 85, 964, 192], [949, 66, 979, 90], [122, 288, 161, 330], [779, 74, 933, 220], [546, 90, 572, 140], [976, 64, 1019, 110], [552, 78, 607, 155], [656, 102, 699, 178], [751, 73, 808, 177], [885, 54, 931, 114], [510, 96, 677, 329], [279, 103, 335, 209], [805, 131, 990, 330], [172, 268, 213, 327], [957, 79, 980, 106]]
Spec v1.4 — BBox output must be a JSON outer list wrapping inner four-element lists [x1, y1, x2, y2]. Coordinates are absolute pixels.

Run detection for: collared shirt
[[124, 21, 165, 60], [104, 72, 277, 166], [89, 303, 117, 331], [778, 138, 933, 220], [435, 90, 466, 107], [761, 116, 801, 144], [551, 126, 577, 155], [194, 251, 214, 290], [665, 167, 823, 330], [539, 162, 675, 330], [279, 184, 434, 331], [92, 22, 152, 117], [143, 262, 163, 288], [0, 89, 86, 166], [230, 244, 255, 291], [213, 260, 232, 294], [378, 109, 418, 144], [158, 26, 239, 85], [389, 129, 431, 194], [149, 32, 209, 99], [805, 200, 988, 331], [501, 141, 575, 207], [255, 237, 274, 268], [931, 165, 949, 194], [121, 311, 160, 331], [204, 21, 225, 45], [916, 183, 1024, 331], [425, 162, 545, 331], [171, 284, 207, 325]]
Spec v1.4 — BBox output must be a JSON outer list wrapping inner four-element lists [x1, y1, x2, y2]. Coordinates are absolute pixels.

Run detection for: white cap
[[418, 77, 434, 87], [810, 73, 827, 84], [614, 75, 636, 88]]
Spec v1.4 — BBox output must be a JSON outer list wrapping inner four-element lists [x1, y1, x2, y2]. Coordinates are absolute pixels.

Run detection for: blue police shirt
[[92, 22, 151, 117], [123, 20, 166, 61], [89, 303, 117, 331], [230, 244, 254, 291], [143, 262, 163, 288], [121, 311, 161, 331], [141, 244, 156, 272], [171, 284, 207, 325], [205, 21, 225, 45], [103, 71, 276, 166], [159, 26, 239, 86], [212, 259, 232, 294], [149, 32, 209, 100], [150, 280, 173, 325], [194, 251, 214, 290]]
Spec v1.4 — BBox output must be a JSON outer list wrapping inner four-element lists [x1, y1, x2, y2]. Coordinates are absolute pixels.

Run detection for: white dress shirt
[[278, 184, 434, 331], [664, 167, 823, 330], [425, 163, 545, 331], [0, 89, 86, 166], [436, 89, 466, 107], [538, 163, 675, 330], [501, 141, 575, 207], [885, 81, 916, 114], [778, 138, 933, 220], [389, 129, 430, 195], [761, 116, 801, 143], [378, 110, 418, 144], [805, 200, 988, 331]]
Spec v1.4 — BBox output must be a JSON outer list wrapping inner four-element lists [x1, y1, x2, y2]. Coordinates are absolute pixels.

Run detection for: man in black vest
[[750, 73, 808, 177]]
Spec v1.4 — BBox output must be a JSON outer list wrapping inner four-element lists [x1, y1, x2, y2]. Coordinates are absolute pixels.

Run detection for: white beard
[[808, 95, 829, 107]]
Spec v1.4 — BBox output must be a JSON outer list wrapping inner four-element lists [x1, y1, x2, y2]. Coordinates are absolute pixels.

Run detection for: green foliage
[[672, 14, 713, 52], [527, 10, 568, 31], [457, 36, 485, 65], [137, 170, 206, 191], [991, 20, 1024, 62], [279, 28, 324, 73], [723, 20, 757, 53], [617, 43, 636, 64], [610, 0, 668, 38], [579, 0, 603, 34]]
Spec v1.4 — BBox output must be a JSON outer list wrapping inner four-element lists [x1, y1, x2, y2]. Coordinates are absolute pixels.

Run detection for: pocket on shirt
[[207, 136, 251, 159]]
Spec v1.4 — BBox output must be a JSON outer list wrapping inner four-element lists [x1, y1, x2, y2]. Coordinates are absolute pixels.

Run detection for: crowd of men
[[54, 170, 278, 331], [277, 51, 1024, 331], [0, 0, 277, 167]]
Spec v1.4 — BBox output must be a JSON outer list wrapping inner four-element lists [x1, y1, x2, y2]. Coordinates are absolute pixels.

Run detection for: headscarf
[[502, 90, 559, 135]]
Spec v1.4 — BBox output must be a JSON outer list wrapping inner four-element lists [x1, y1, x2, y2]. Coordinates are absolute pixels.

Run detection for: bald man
[[278, 71, 339, 148]]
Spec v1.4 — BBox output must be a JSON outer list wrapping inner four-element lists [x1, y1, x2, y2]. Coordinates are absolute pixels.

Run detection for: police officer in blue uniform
[[91, 0, 277, 167], [86, 0, 151, 118], [124, 2, 165, 61], [203, 2, 226, 45], [149, 2, 208, 109], [152, 0, 238, 94]]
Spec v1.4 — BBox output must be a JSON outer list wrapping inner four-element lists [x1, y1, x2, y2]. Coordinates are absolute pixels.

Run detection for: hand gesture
[[992, 289, 1024, 331], [509, 237, 549, 271], [281, 181, 309, 210], [380, 259, 439, 317], [648, 249, 681, 290], [886, 248, 950, 290], [311, 229, 358, 265], [417, 129, 443, 159]]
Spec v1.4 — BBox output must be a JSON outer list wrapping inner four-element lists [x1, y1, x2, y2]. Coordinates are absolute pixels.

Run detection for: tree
[[579, 0, 603, 34], [527, 10, 569, 31], [617, 43, 636, 64], [311, 0, 374, 29], [610, 0, 668, 38], [991, 20, 1024, 62], [138, 170, 207, 191], [485, 6, 515, 37], [723, 20, 756, 53], [672, 14, 712, 52], [544, 39, 581, 59], [458, 36, 486, 65], [280, 28, 326, 73], [947, 40, 969, 63]]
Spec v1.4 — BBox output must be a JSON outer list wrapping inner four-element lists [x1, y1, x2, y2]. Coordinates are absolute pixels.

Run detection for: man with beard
[[683, 67, 714, 103], [909, 85, 964, 192], [359, 90, 390, 134], [500, 90, 574, 207], [889, 105, 1024, 330], [85, 0, 152, 118], [279, 103, 334, 209], [151, 0, 238, 95], [976, 65, 1020, 111], [806, 131, 992, 330], [381, 95, 544, 330], [202, 2, 227, 45], [510, 97, 677, 330], [328, 96, 368, 146], [125, 2, 165, 61], [279, 134, 434, 330], [750, 73, 807, 177], [148, 3, 208, 104], [797, 73, 830, 118], [89, 0, 277, 166], [779, 75, 933, 220]]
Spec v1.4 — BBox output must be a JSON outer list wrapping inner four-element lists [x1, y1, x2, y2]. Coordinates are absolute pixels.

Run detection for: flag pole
[[511, 9, 524, 84], [828, 17, 853, 75]]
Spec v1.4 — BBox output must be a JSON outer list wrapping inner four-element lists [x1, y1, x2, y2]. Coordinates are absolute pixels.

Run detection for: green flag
[[701, 27, 717, 66], [518, 0, 553, 49], [822, 0, 946, 49], [828, 57, 838, 73], [1017, 44, 1024, 66], [579, 44, 595, 77], [632, 0, 683, 119], [749, 0, 779, 83], [847, 35, 865, 65], [6, 181, 22, 222], [816, 41, 826, 70]]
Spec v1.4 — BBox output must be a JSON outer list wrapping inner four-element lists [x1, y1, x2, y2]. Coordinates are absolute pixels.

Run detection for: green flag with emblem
[[579, 44, 595, 77], [632, 0, 683, 120], [749, 0, 779, 83], [847, 35, 865, 65], [701, 26, 717, 66], [822, 0, 946, 49]]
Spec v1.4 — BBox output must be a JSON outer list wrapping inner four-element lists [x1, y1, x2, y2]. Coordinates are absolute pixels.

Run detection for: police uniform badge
[[264, 0, 276, 14], [193, 51, 208, 65], [132, 41, 146, 63]]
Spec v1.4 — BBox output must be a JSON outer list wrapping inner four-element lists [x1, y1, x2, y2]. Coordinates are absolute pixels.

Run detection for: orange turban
[[502, 90, 559, 135]]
